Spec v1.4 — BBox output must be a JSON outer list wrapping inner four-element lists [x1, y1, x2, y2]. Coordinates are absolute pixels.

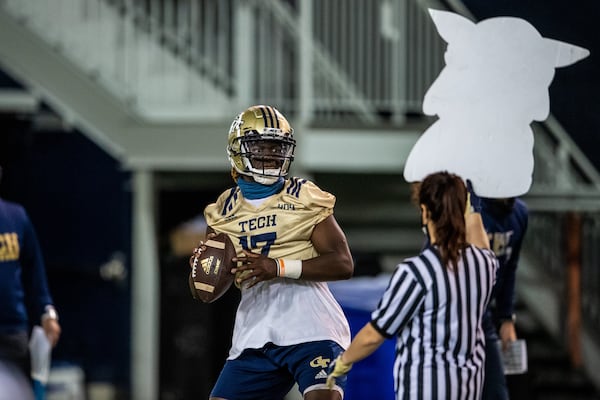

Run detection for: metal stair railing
[[1, 0, 447, 125], [110, 0, 235, 96], [113, 0, 447, 124], [1, 0, 233, 120], [525, 118, 600, 358], [250, 0, 446, 124]]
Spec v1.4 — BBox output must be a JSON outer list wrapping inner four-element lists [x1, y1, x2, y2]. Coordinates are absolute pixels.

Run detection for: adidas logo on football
[[314, 370, 328, 380], [201, 256, 214, 274]]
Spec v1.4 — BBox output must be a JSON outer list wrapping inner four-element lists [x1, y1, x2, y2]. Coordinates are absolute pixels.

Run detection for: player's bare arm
[[302, 215, 353, 281], [466, 212, 490, 249]]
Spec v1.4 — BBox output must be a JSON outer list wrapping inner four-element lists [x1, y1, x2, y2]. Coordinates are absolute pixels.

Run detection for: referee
[[327, 171, 498, 399]]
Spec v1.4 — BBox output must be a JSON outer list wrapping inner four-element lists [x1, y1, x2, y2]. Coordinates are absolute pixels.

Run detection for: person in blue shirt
[[0, 192, 61, 380], [476, 195, 529, 400]]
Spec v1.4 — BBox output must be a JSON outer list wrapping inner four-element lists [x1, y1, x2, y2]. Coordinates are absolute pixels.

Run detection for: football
[[190, 232, 236, 303]]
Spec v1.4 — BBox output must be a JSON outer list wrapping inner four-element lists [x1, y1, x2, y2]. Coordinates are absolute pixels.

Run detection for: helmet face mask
[[227, 105, 296, 185]]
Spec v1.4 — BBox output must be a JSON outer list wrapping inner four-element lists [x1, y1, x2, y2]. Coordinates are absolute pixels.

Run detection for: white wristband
[[277, 259, 302, 279], [41, 305, 59, 322]]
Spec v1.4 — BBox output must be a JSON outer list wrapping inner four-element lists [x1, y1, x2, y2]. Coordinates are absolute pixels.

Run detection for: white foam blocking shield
[[403, 9, 589, 197]]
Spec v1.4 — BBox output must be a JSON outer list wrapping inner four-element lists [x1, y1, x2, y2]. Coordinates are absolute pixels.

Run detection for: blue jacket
[[480, 198, 528, 332], [0, 198, 54, 334]]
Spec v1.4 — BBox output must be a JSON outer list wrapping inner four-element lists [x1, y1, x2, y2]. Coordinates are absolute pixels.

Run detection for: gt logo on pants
[[310, 356, 331, 368]]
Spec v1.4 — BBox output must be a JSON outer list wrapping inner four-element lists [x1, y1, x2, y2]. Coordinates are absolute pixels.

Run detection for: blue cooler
[[329, 275, 396, 400]]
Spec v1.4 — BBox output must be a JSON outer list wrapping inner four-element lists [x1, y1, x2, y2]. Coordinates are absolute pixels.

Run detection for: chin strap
[[230, 168, 239, 183], [237, 177, 284, 199]]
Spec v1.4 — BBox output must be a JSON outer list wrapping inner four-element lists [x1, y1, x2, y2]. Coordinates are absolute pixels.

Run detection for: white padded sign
[[403, 9, 589, 197]]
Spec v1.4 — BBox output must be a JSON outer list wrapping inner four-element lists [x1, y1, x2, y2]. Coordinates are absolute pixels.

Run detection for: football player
[[190, 105, 353, 400]]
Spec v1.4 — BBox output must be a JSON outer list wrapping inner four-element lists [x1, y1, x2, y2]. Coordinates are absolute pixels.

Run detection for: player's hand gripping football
[[231, 249, 278, 289], [326, 354, 352, 390], [188, 233, 216, 300]]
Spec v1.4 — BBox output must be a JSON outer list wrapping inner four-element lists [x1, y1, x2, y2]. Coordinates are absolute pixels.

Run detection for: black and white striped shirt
[[371, 245, 498, 400]]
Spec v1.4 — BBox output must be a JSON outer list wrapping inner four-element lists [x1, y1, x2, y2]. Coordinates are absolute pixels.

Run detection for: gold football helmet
[[227, 105, 296, 185]]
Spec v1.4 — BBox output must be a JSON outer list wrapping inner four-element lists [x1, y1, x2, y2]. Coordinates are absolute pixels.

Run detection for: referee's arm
[[339, 323, 386, 365], [466, 211, 490, 249]]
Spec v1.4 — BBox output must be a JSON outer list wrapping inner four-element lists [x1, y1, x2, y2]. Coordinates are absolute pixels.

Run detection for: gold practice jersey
[[204, 178, 351, 359]]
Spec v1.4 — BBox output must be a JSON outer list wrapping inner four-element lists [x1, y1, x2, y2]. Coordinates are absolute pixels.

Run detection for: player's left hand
[[232, 249, 278, 289], [189, 232, 218, 269], [499, 320, 517, 351], [42, 319, 61, 347], [326, 354, 352, 390]]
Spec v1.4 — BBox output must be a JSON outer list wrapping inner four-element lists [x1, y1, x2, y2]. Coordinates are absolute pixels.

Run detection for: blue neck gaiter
[[237, 177, 285, 200]]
